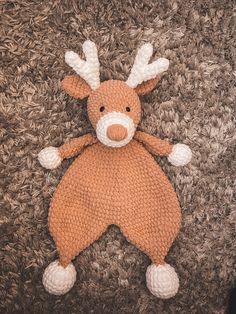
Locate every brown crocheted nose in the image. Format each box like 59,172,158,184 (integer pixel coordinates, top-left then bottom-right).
107,124,128,141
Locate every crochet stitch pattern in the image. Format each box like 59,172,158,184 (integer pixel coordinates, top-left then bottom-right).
38,40,192,298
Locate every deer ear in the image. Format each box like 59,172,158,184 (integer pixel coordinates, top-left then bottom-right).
134,76,160,96
61,75,92,99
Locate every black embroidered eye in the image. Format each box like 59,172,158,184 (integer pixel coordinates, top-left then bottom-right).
126,106,131,112
100,106,105,112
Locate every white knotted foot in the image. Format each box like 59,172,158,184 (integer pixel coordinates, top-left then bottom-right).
168,143,192,166
38,147,62,169
146,263,179,299
42,260,76,295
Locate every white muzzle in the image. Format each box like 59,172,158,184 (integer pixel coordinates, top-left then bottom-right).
96,112,135,148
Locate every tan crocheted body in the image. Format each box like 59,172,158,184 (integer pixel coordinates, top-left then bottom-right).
49,134,181,267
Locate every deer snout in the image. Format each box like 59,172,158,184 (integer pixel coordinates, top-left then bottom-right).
107,124,128,141
96,112,136,148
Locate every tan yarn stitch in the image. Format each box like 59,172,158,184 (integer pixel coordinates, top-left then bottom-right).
61,75,92,99
48,79,181,268
134,76,160,96
39,42,193,298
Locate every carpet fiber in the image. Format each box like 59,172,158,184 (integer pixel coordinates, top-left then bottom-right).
0,0,235,313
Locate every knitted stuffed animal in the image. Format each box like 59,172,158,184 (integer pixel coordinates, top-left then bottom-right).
38,40,192,299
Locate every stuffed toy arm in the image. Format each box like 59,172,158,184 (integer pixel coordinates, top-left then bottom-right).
134,131,192,166
38,133,97,169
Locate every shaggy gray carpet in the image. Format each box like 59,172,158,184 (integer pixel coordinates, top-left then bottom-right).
0,0,235,313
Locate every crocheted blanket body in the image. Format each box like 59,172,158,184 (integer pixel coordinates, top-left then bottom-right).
49,135,181,267
38,40,192,298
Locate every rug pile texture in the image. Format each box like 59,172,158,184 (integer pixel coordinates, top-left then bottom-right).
0,0,235,313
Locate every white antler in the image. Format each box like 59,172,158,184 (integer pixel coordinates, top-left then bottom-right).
126,43,169,88
65,40,100,90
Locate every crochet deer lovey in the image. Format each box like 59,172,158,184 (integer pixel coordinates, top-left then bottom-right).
38,40,192,299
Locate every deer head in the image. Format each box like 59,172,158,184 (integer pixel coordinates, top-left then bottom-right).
62,40,169,148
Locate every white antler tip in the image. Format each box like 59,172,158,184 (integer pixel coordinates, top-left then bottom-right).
83,40,96,49
137,43,153,61
141,42,153,53
158,58,170,70
65,51,78,63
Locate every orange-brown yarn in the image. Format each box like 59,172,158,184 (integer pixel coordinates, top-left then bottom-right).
87,80,141,129
58,133,97,159
47,77,181,268
49,132,181,267
107,124,128,141
134,76,160,96
134,131,172,156
61,75,92,99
